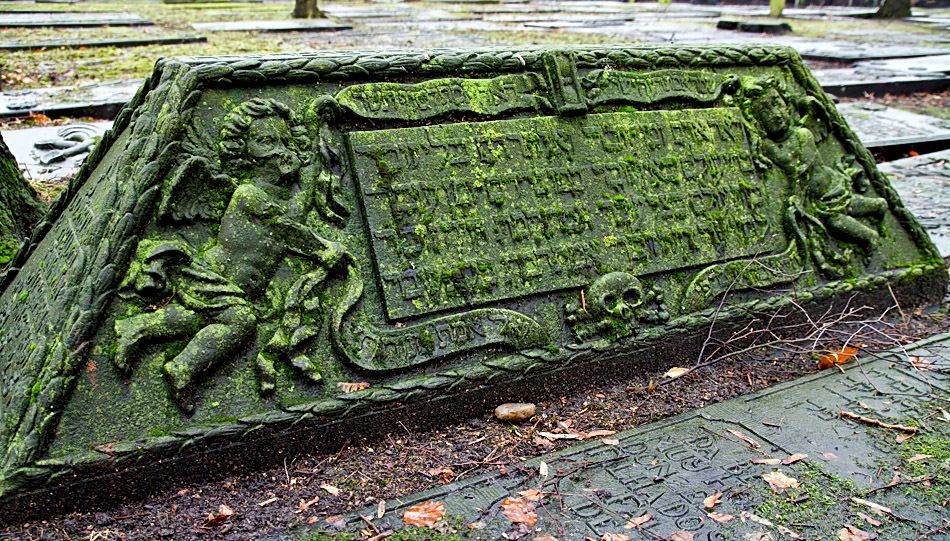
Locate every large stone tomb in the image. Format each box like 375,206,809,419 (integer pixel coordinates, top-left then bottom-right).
0,46,945,519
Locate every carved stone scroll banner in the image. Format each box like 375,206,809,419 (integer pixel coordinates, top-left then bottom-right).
0,45,945,520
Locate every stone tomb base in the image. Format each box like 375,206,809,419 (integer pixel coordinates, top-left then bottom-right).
0,46,944,520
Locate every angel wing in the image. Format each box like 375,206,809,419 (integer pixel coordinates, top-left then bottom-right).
158,155,236,224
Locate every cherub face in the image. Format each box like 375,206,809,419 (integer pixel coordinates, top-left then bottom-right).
247,115,301,185
751,88,791,140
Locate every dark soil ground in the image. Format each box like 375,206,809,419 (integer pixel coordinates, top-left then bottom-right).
4,91,950,541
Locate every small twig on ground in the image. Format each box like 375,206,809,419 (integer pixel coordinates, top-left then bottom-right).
840,411,918,434
360,514,381,535
911,518,950,541
887,283,908,325
867,472,943,495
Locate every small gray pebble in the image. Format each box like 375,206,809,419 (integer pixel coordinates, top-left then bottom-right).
494,402,536,422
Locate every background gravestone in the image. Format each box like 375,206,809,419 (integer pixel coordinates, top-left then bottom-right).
0,45,945,520
0,134,44,266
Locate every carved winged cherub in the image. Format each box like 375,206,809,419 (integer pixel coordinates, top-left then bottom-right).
740,76,887,277
113,97,362,405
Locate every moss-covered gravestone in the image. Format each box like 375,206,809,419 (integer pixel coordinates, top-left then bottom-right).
0,46,945,519
0,134,44,266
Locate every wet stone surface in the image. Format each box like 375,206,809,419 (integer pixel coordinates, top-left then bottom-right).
2,122,112,184
190,19,352,31
880,149,950,257
0,80,142,119
316,333,950,540
0,35,206,52
837,101,950,149
0,10,152,27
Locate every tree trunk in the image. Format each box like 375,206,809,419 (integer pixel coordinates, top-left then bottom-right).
770,0,784,17
874,0,911,18
293,0,324,19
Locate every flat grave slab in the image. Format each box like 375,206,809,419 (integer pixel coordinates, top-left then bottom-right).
321,4,414,18
838,102,950,150
880,149,950,257
0,35,207,52
190,19,352,31
857,54,950,75
717,19,793,34
561,22,950,62
0,11,152,27
0,45,943,521
0,80,142,120
307,332,950,540
1,122,113,184
816,68,950,99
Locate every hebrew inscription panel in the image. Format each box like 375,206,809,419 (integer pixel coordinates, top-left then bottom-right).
351,108,780,320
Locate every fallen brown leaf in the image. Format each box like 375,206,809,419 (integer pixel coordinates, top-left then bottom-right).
839,524,878,540
203,504,235,527
586,430,617,438
703,491,723,509
306,516,319,524
336,381,370,393
782,453,808,465
258,497,278,507
663,366,690,378
533,436,555,448
601,534,630,541
856,512,882,527
501,497,538,525
909,356,933,371
818,346,858,370
751,458,782,465
851,497,892,515
777,525,804,540
670,531,695,541
466,522,485,530
740,511,773,527
320,483,342,496
519,489,543,502
602,438,620,446
727,429,761,448
624,513,652,528
908,454,933,463
896,433,915,443
821,452,839,460
377,500,386,519
325,515,347,528
297,496,319,513
707,512,734,523
763,471,800,489
403,501,445,527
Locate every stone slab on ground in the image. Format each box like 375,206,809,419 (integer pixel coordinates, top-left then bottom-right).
0,35,206,52
717,19,792,34
838,102,950,150
303,332,950,540
563,21,950,62
880,149,950,257
1,121,112,184
857,54,950,76
816,69,950,99
190,19,352,31
0,80,142,120
0,11,152,27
